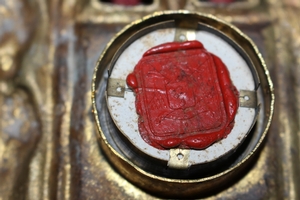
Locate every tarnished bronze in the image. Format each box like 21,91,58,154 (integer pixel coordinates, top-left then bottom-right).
0,0,299,199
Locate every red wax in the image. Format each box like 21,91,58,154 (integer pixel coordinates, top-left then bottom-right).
126,40,239,150
126,73,138,89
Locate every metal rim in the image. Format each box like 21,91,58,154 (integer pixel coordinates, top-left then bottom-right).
91,10,274,195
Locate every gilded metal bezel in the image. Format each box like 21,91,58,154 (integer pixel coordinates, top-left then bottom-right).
91,10,274,197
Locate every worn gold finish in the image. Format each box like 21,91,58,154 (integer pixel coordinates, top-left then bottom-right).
0,0,299,199
186,0,260,11
76,0,167,24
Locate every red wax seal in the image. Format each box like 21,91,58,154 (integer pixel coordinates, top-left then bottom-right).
126,40,239,150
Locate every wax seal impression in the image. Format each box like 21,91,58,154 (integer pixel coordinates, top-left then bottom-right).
92,11,274,197
126,40,239,150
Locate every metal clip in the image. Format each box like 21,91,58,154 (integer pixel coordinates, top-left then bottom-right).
168,149,190,169
174,28,196,42
239,90,257,108
107,78,126,98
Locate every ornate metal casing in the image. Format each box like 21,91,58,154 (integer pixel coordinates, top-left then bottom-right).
92,11,274,198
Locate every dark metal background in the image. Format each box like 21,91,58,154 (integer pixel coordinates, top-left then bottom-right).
0,0,299,199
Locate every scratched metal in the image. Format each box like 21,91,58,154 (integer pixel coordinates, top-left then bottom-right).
0,0,299,199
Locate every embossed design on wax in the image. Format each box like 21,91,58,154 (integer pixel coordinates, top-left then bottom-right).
126,40,239,150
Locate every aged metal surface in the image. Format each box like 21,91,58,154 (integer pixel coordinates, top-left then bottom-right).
107,78,126,97
0,0,299,199
168,149,190,169
239,90,257,108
